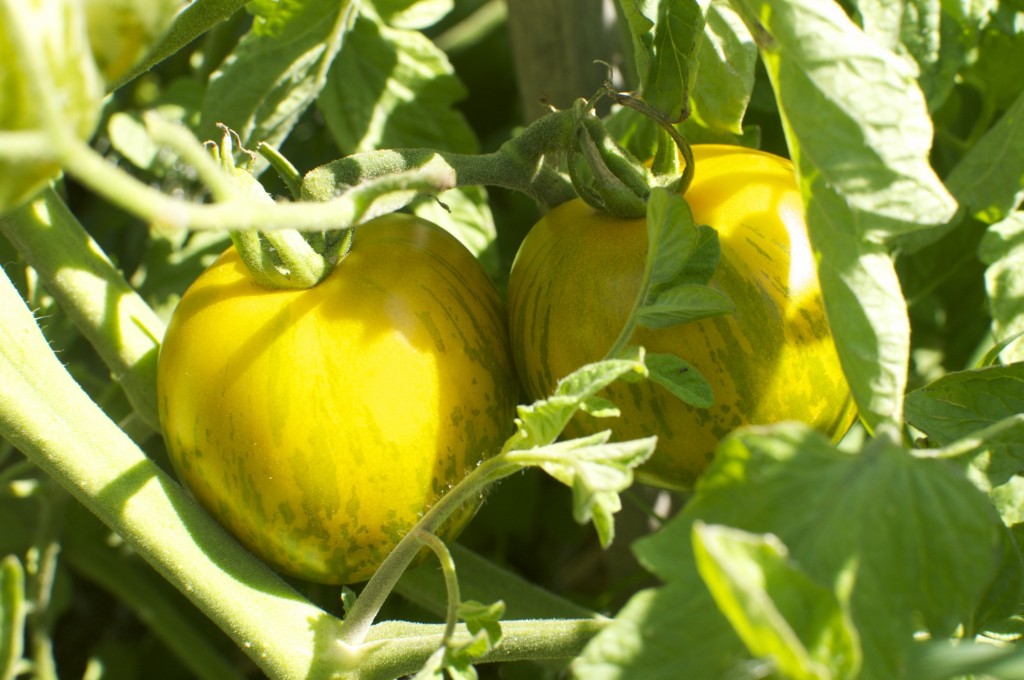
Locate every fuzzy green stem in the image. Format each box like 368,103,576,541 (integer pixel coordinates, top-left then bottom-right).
302,109,580,209
357,618,608,680
338,455,521,646
54,134,455,233
0,188,165,431
415,532,461,645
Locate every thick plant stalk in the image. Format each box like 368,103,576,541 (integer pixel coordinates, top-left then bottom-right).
0,265,340,680
0,188,165,431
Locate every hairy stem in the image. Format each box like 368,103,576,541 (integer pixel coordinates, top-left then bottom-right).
0,188,165,431
338,455,520,646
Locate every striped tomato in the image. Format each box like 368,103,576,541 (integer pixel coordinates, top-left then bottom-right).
507,144,857,490
157,214,518,584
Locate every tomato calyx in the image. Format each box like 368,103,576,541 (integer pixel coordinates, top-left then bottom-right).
567,85,696,219
213,127,346,290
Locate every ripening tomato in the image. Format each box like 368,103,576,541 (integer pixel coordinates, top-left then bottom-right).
507,144,857,490
158,214,518,584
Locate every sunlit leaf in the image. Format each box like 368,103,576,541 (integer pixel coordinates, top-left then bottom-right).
693,523,860,680
980,212,1024,363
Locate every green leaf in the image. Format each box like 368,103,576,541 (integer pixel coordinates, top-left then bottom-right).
317,12,496,262
635,283,734,328
907,639,1024,680
646,186,699,287
805,177,910,430
946,88,1024,224
571,583,750,680
733,0,958,239
932,414,1024,493
905,363,1024,449
691,1,756,134
638,189,729,328
648,0,708,122
855,0,986,110
200,0,354,155
370,0,453,29
634,424,1004,679
514,432,657,547
0,555,26,680
980,212,1024,363
502,348,648,453
320,13,475,154
619,0,710,122
645,352,714,408
692,523,861,680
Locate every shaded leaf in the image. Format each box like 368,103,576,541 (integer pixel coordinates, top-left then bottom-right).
646,352,714,408
692,1,757,134
635,283,734,329
946,88,1024,224
635,424,1003,679
980,212,1024,363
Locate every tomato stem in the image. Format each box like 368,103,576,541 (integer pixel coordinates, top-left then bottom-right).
338,455,518,646
415,531,461,646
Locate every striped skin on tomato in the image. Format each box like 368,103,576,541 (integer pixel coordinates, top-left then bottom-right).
507,144,857,491
158,214,518,584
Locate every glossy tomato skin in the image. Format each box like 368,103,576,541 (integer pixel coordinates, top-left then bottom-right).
158,214,518,584
508,144,857,490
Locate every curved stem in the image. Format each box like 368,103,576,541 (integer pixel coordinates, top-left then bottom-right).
415,532,461,645
338,455,520,646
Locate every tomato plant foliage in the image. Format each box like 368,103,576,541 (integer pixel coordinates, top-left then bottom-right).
2,0,1024,679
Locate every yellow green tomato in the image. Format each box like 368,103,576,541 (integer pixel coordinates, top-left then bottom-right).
0,0,103,212
158,214,518,584
507,144,857,491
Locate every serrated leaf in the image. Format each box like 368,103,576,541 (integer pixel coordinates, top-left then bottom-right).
634,424,1004,680
647,0,708,122
692,2,756,134
946,89,1024,224
636,283,734,329
633,190,730,336
856,0,974,110
580,396,621,418
646,352,713,408
317,13,496,261
733,0,958,239
320,13,475,153
980,213,1024,363
692,523,861,680
502,349,648,453
522,433,657,547
200,0,354,156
